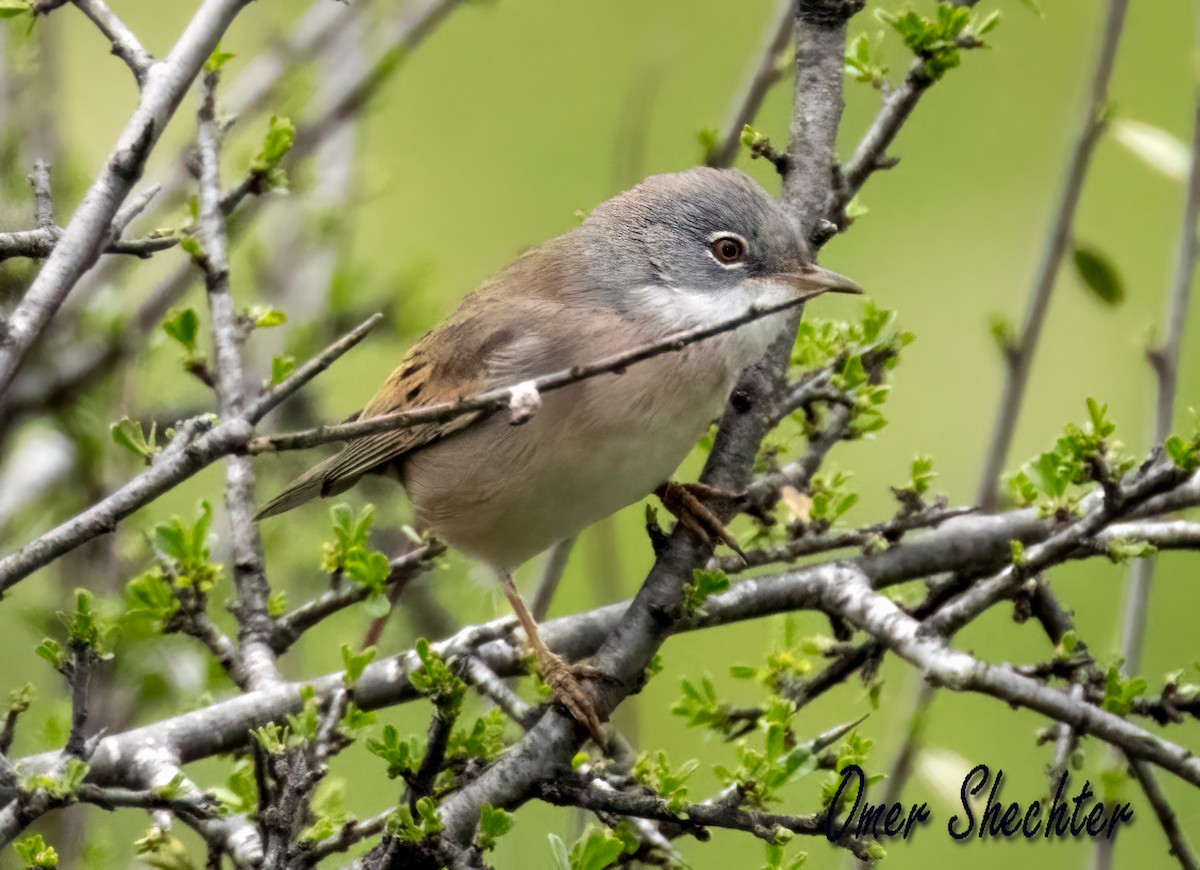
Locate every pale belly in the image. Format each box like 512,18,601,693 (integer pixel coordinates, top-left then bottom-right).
401,344,738,570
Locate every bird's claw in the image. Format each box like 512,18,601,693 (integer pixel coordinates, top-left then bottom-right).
655,480,747,563
538,650,607,746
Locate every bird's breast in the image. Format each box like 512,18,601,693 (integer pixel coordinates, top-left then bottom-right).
401,341,740,570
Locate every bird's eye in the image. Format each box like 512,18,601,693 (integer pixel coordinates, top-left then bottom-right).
709,235,746,265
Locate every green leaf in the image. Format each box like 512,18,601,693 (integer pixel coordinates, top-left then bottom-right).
204,46,235,74
341,643,376,687
681,568,730,616
179,235,204,260
249,305,287,329
0,0,31,19
8,683,34,714
1072,243,1124,305
1103,664,1149,716
548,834,571,870
151,502,222,591
161,307,199,352
267,588,288,618
408,637,466,714
35,638,65,671
566,826,626,870
110,417,157,463
367,724,423,780
1165,434,1200,471
270,354,296,385
252,722,289,754
250,115,296,190
1107,537,1157,565
476,804,514,852
14,834,58,868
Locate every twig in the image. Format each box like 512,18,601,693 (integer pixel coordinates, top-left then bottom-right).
0,0,255,396
976,0,1130,510
705,0,795,170
68,0,154,85
271,542,443,653
194,69,280,690
834,0,981,215
531,537,575,621
1117,87,1200,675
462,657,533,726
1126,756,1200,870
249,291,832,454
0,314,382,592
29,161,54,229
534,773,871,859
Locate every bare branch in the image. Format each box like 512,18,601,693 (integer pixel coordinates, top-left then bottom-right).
66,0,154,85
705,0,795,170
1117,87,1200,674
0,0,255,396
0,315,382,592
976,0,1130,509
249,291,834,454
29,161,54,229
194,70,281,690
1127,756,1200,870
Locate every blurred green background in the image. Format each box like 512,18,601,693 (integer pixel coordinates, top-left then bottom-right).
2,0,1199,867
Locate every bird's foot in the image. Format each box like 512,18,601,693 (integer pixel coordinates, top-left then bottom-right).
536,649,607,746
654,480,747,563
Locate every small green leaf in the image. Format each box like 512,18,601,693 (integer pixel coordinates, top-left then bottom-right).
110,417,157,462
476,804,514,852
681,568,730,616
249,305,287,329
270,354,296,385
35,639,65,671
14,833,58,868
161,307,200,351
0,0,31,19
1072,243,1124,305
204,46,235,73
179,235,204,260
341,643,376,687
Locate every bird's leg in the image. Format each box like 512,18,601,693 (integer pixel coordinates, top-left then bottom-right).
654,480,747,563
497,571,606,745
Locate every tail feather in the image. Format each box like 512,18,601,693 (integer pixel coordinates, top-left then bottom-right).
254,454,361,521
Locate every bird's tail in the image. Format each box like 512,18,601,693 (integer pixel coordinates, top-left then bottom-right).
254,454,360,521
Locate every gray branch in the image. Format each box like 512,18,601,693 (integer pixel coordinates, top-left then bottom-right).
195,71,281,691
976,0,1130,509
0,0,255,396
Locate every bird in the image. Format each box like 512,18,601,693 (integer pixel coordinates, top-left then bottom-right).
256,167,861,742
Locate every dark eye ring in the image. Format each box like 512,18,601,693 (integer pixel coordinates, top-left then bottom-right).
709,235,745,265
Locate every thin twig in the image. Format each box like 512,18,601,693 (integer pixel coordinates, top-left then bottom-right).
0,0,255,396
1117,87,1200,675
0,315,382,591
249,291,835,454
531,537,575,622
68,0,154,85
705,0,795,170
976,0,1130,510
195,69,280,690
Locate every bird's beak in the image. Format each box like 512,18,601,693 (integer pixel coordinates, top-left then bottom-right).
777,264,864,299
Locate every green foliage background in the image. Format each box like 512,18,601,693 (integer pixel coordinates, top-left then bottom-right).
2,0,1198,867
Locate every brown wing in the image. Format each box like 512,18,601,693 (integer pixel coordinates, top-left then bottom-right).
255,237,585,521
253,321,491,519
